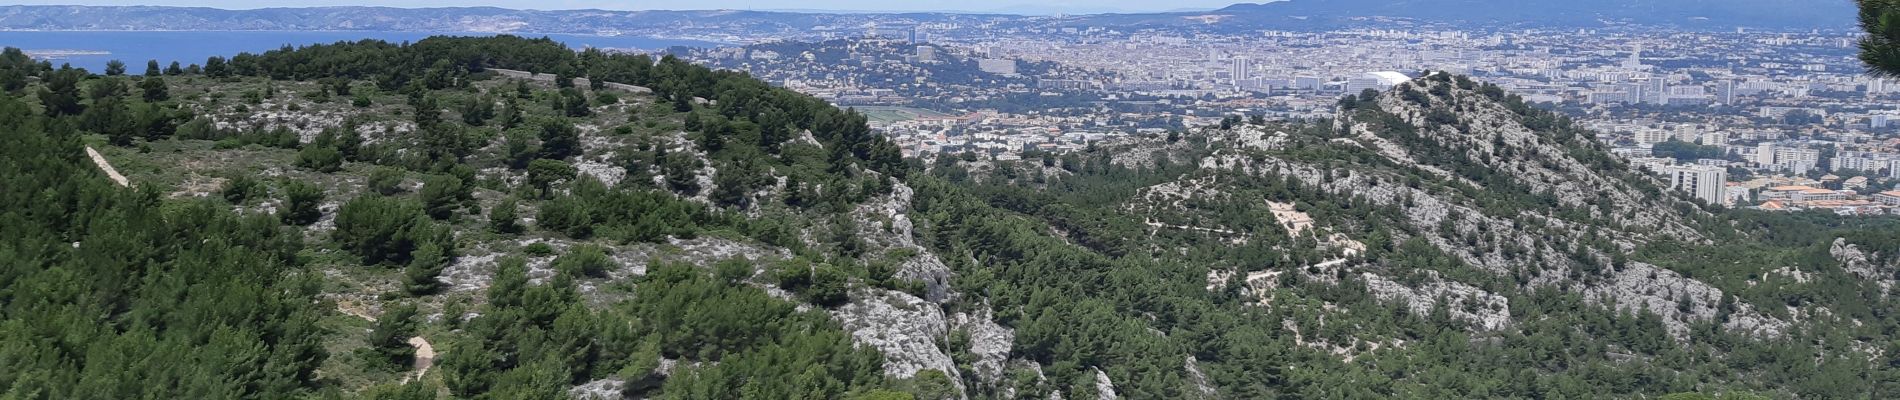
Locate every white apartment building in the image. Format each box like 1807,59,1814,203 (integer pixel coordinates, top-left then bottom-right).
1755,143,1821,174
1666,164,1728,204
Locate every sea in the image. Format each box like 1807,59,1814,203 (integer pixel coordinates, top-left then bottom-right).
0,30,726,72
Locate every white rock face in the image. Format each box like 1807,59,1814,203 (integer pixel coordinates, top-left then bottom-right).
440,251,505,294
1184,356,1218,399
1002,360,1054,400
1092,367,1118,400
951,307,1015,384
574,159,625,187
830,288,963,387
855,182,957,302
1361,272,1512,331
567,378,627,400
1832,238,1896,294
666,237,792,266
1578,262,1788,339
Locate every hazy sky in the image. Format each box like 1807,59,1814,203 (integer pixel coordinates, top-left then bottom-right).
9,0,1256,13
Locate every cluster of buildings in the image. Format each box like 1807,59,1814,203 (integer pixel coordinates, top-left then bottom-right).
1625,144,1900,215
1754,183,1900,216
674,23,1900,217
871,109,1128,158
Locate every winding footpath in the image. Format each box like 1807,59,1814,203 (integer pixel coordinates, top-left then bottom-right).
337,302,437,384
85,146,129,187
403,337,436,384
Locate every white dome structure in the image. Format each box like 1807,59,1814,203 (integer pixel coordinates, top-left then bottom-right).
1364,71,1413,87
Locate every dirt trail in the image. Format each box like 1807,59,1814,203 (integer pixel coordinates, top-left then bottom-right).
85,146,129,187
336,302,436,384
402,337,436,384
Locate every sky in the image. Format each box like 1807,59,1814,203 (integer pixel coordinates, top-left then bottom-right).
6,0,1257,14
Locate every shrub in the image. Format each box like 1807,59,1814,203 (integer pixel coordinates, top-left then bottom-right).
296,145,344,173
280,181,325,226
419,175,464,220
523,242,555,257
536,195,593,239
403,241,452,296
775,261,850,308
489,199,523,234
553,245,614,278
527,159,575,198
368,167,405,195
333,195,434,266
221,175,258,204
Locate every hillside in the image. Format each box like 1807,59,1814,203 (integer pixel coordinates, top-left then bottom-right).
5,37,1900,400
915,74,1900,398
0,37,932,399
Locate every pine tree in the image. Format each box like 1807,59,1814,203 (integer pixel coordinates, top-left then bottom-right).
295,146,344,173
37,68,85,117
143,60,160,77
1863,0,1900,77
561,87,591,117
527,159,575,198
222,174,259,204
460,95,494,126
490,198,523,234
537,120,581,160
553,245,613,278
504,129,537,169
139,76,169,102
537,195,593,239
204,56,229,77
683,111,702,132
498,97,524,129
333,195,427,265
439,338,496,397
362,382,437,400
363,303,419,370
419,174,464,220
488,256,530,308
368,167,405,195
403,241,451,296
280,181,324,226
85,95,135,146
130,102,177,140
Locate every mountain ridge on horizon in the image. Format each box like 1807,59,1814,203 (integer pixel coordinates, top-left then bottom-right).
0,0,1857,32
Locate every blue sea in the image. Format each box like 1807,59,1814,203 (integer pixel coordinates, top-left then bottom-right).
0,30,725,72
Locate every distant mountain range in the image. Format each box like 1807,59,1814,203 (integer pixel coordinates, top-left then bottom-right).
1248,0,1854,28
0,0,1858,35
1066,0,1856,29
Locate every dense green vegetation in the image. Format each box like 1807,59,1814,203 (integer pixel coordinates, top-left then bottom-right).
0,36,935,399
0,62,324,398
7,32,1900,400
907,75,1900,399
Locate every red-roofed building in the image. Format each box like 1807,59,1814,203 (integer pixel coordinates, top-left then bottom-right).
1761,186,1847,202
1876,191,1900,206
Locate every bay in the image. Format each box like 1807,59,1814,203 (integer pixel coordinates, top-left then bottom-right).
0,30,724,72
